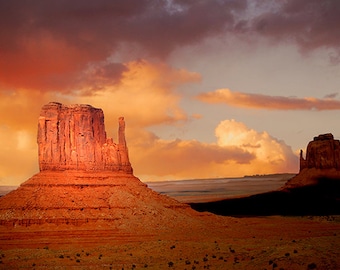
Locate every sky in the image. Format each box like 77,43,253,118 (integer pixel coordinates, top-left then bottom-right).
1,0,340,185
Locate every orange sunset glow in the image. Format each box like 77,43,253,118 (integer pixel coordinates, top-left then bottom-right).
1,0,340,185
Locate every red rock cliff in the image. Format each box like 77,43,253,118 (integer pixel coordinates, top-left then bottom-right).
283,133,340,189
300,133,340,171
37,102,132,173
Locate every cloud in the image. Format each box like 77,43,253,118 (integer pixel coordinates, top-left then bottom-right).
76,60,201,127
1,0,338,93
0,0,245,92
129,129,255,180
214,119,298,175
249,0,340,53
197,88,340,110
324,92,339,99
129,119,298,181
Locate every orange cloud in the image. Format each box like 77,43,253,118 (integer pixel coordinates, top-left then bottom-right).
76,60,201,127
1,0,339,95
129,119,298,182
197,88,340,110
0,1,243,93
129,129,255,180
0,33,95,92
1,1,338,95
215,119,297,173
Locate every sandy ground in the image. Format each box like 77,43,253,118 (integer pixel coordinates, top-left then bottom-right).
0,214,339,269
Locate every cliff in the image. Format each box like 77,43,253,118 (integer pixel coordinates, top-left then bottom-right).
284,133,340,189
37,102,132,173
299,133,340,171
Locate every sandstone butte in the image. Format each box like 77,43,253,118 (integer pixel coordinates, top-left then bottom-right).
283,133,340,189
0,102,202,228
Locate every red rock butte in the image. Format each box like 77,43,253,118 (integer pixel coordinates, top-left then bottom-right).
299,133,340,171
0,102,196,227
283,133,340,189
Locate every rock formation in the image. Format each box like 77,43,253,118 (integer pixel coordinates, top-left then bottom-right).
299,133,340,171
0,102,195,227
284,133,340,189
38,102,132,173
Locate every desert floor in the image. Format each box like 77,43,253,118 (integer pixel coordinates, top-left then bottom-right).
0,214,339,269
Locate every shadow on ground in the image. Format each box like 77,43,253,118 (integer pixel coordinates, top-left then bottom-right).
190,178,340,216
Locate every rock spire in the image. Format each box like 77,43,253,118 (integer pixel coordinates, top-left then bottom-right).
37,102,132,173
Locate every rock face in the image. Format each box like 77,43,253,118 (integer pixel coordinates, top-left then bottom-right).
300,133,340,171
284,133,340,189
37,102,132,173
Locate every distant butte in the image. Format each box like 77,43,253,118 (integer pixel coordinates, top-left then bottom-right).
299,133,340,171
0,102,199,227
283,133,340,189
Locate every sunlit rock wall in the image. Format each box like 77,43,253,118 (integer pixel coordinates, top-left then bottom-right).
37,102,132,173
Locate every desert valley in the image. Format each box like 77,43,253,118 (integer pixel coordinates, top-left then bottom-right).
0,103,339,269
